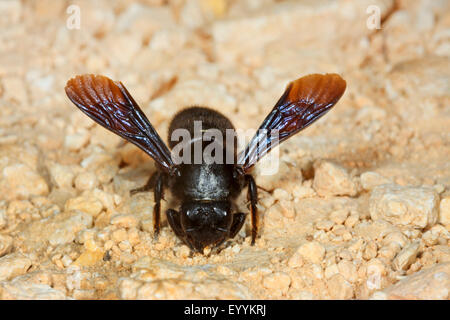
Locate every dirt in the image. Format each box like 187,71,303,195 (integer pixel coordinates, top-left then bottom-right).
0,0,449,300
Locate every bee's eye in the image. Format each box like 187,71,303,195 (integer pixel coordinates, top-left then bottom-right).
186,209,193,218
213,207,227,217
185,207,199,219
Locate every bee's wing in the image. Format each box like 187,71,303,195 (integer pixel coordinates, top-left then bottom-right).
65,74,176,175
237,73,346,173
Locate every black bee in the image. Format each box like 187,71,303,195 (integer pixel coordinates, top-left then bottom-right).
65,73,346,253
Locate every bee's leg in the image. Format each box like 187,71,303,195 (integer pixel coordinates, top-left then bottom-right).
129,172,159,195
166,209,184,239
229,212,246,239
167,209,196,252
152,172,164,238
245,175,258,245
130,172,164,238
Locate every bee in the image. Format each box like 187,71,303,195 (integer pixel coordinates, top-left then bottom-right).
65,73,346,253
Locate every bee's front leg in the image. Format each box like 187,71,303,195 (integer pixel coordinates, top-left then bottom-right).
245,175,258,245
130,171,165,239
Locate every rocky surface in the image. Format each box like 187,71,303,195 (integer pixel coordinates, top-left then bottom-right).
0,0,449,300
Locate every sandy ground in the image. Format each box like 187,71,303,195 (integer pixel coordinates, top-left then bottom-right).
0,0,449,300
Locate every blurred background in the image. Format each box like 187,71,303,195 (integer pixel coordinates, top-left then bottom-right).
0,0,448,157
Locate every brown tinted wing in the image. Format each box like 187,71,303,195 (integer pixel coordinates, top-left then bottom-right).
65,74,175,174
238,73,346,172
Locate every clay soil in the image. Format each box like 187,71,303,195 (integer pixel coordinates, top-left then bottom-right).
0,0,449,300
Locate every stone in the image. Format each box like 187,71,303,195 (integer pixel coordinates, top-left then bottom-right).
0,235,13,257
262,272,291,295
18,211,93,249
72,289,96,300
61,255,73,268
64,129,90,151
392,241,421,271
75,229,95,245
378,243,401,261
375,262,450,300
422,230,439,247
287,250,304,268
263,203,285,229
369,184,439,229
363,241,378,260
118,278,141,300
296,241,325,265
1,164,49,200
118,240,132,253
292,184,316,199
74,171,98,191
91,189,119,212
48,163,75,189
366,259,388,291
291,290,315,300
0,208,6,229
1,76,28,105
344,214,359,228
273,188,291,201
327,274,354,299
212,0,394,65
315,220,334,231
313,161,358,197
149,25,189,52
329,209,349,225
360,171,392,190
119,257,253,299
0,253,32,281
65,196,104,218
354,220,398,241
111,229,128,243
110,214,139,229
439,196,450,225
433,245,450,263
383,231,409,248
337,260,358,283
0,280,67,299
73,249,104,267
278,200,295,219
116,4,174,37
325,264,339,279
338,249,353,261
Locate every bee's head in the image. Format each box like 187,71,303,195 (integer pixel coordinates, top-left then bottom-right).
179,201,232,253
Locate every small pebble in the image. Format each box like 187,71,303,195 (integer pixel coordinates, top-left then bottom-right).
273,188,291,201
393,241,421,271
74,171,98,191
296,241,325,264
315,220,334,231
110,214,139,229
111,229,128,243
262,272,291,295
327,274,354,299
330,209,349,225
0,235,13,257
